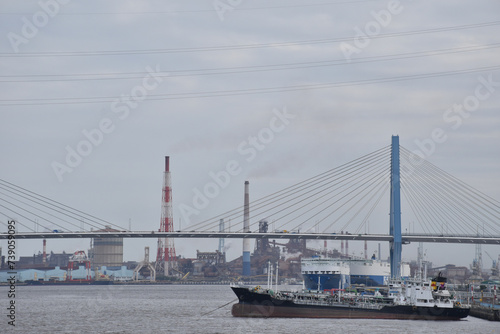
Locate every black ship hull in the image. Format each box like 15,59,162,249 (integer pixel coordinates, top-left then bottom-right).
231,287,469,320
25,279,114,286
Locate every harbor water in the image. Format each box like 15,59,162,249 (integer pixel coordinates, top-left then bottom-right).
2,284,498,333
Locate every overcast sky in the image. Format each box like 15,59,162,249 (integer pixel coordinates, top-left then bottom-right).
1,0,499,269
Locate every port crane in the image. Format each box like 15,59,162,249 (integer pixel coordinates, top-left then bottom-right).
484,251,500,278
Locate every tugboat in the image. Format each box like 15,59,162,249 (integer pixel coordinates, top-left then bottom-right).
231,274,469,320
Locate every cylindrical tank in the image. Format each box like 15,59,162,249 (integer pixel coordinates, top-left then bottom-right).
90,226,123,268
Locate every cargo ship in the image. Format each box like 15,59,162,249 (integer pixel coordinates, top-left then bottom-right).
301,257,411,290
231,275,470,320
300,257,351,290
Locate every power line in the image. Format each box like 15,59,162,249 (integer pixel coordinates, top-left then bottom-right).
1,64,499,106
2,43,499,83
1,20,499,58
0,0,383,16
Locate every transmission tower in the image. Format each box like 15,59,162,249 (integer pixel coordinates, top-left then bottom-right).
155,156,177,276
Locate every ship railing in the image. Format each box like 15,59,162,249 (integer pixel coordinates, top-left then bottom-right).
354,302,384,310
294,300,331,307
292,295,390,309
294,298,386,309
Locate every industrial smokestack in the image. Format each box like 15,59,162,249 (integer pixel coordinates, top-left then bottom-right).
364,222,368,260
43,239,47,264
218,219,225,253
243,181,251,276
341,231,344,256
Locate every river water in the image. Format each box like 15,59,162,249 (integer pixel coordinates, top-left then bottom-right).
1,284,498,333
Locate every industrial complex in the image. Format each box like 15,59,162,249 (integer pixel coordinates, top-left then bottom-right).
0,156,498,286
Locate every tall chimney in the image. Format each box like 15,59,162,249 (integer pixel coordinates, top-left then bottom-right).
341,231,344,256
242,181,251,276
43,239,47,264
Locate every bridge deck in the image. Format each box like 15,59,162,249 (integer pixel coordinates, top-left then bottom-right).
1,231,499,244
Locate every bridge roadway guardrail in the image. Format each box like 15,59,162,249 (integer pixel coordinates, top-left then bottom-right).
0,231,499,244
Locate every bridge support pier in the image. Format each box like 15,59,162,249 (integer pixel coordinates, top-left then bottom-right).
390,135,402,278
243,181,251,276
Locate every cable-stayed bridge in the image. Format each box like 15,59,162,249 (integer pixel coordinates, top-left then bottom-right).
1,136,500,274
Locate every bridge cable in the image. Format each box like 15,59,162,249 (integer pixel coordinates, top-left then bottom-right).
336,173,390,233
0,189,110,232
233,146,390,233
283,160,389,232
242,148,390,232
185,145,390,231
0,178,126,232
401,160,472,235
401,147,500,235
353,183,390,235
400,147,500,236
401,152,472,235
0,205,50,232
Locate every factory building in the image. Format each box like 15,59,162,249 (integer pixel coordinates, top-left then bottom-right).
0,265,135,283
15,251,71,268
88,226,124,268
